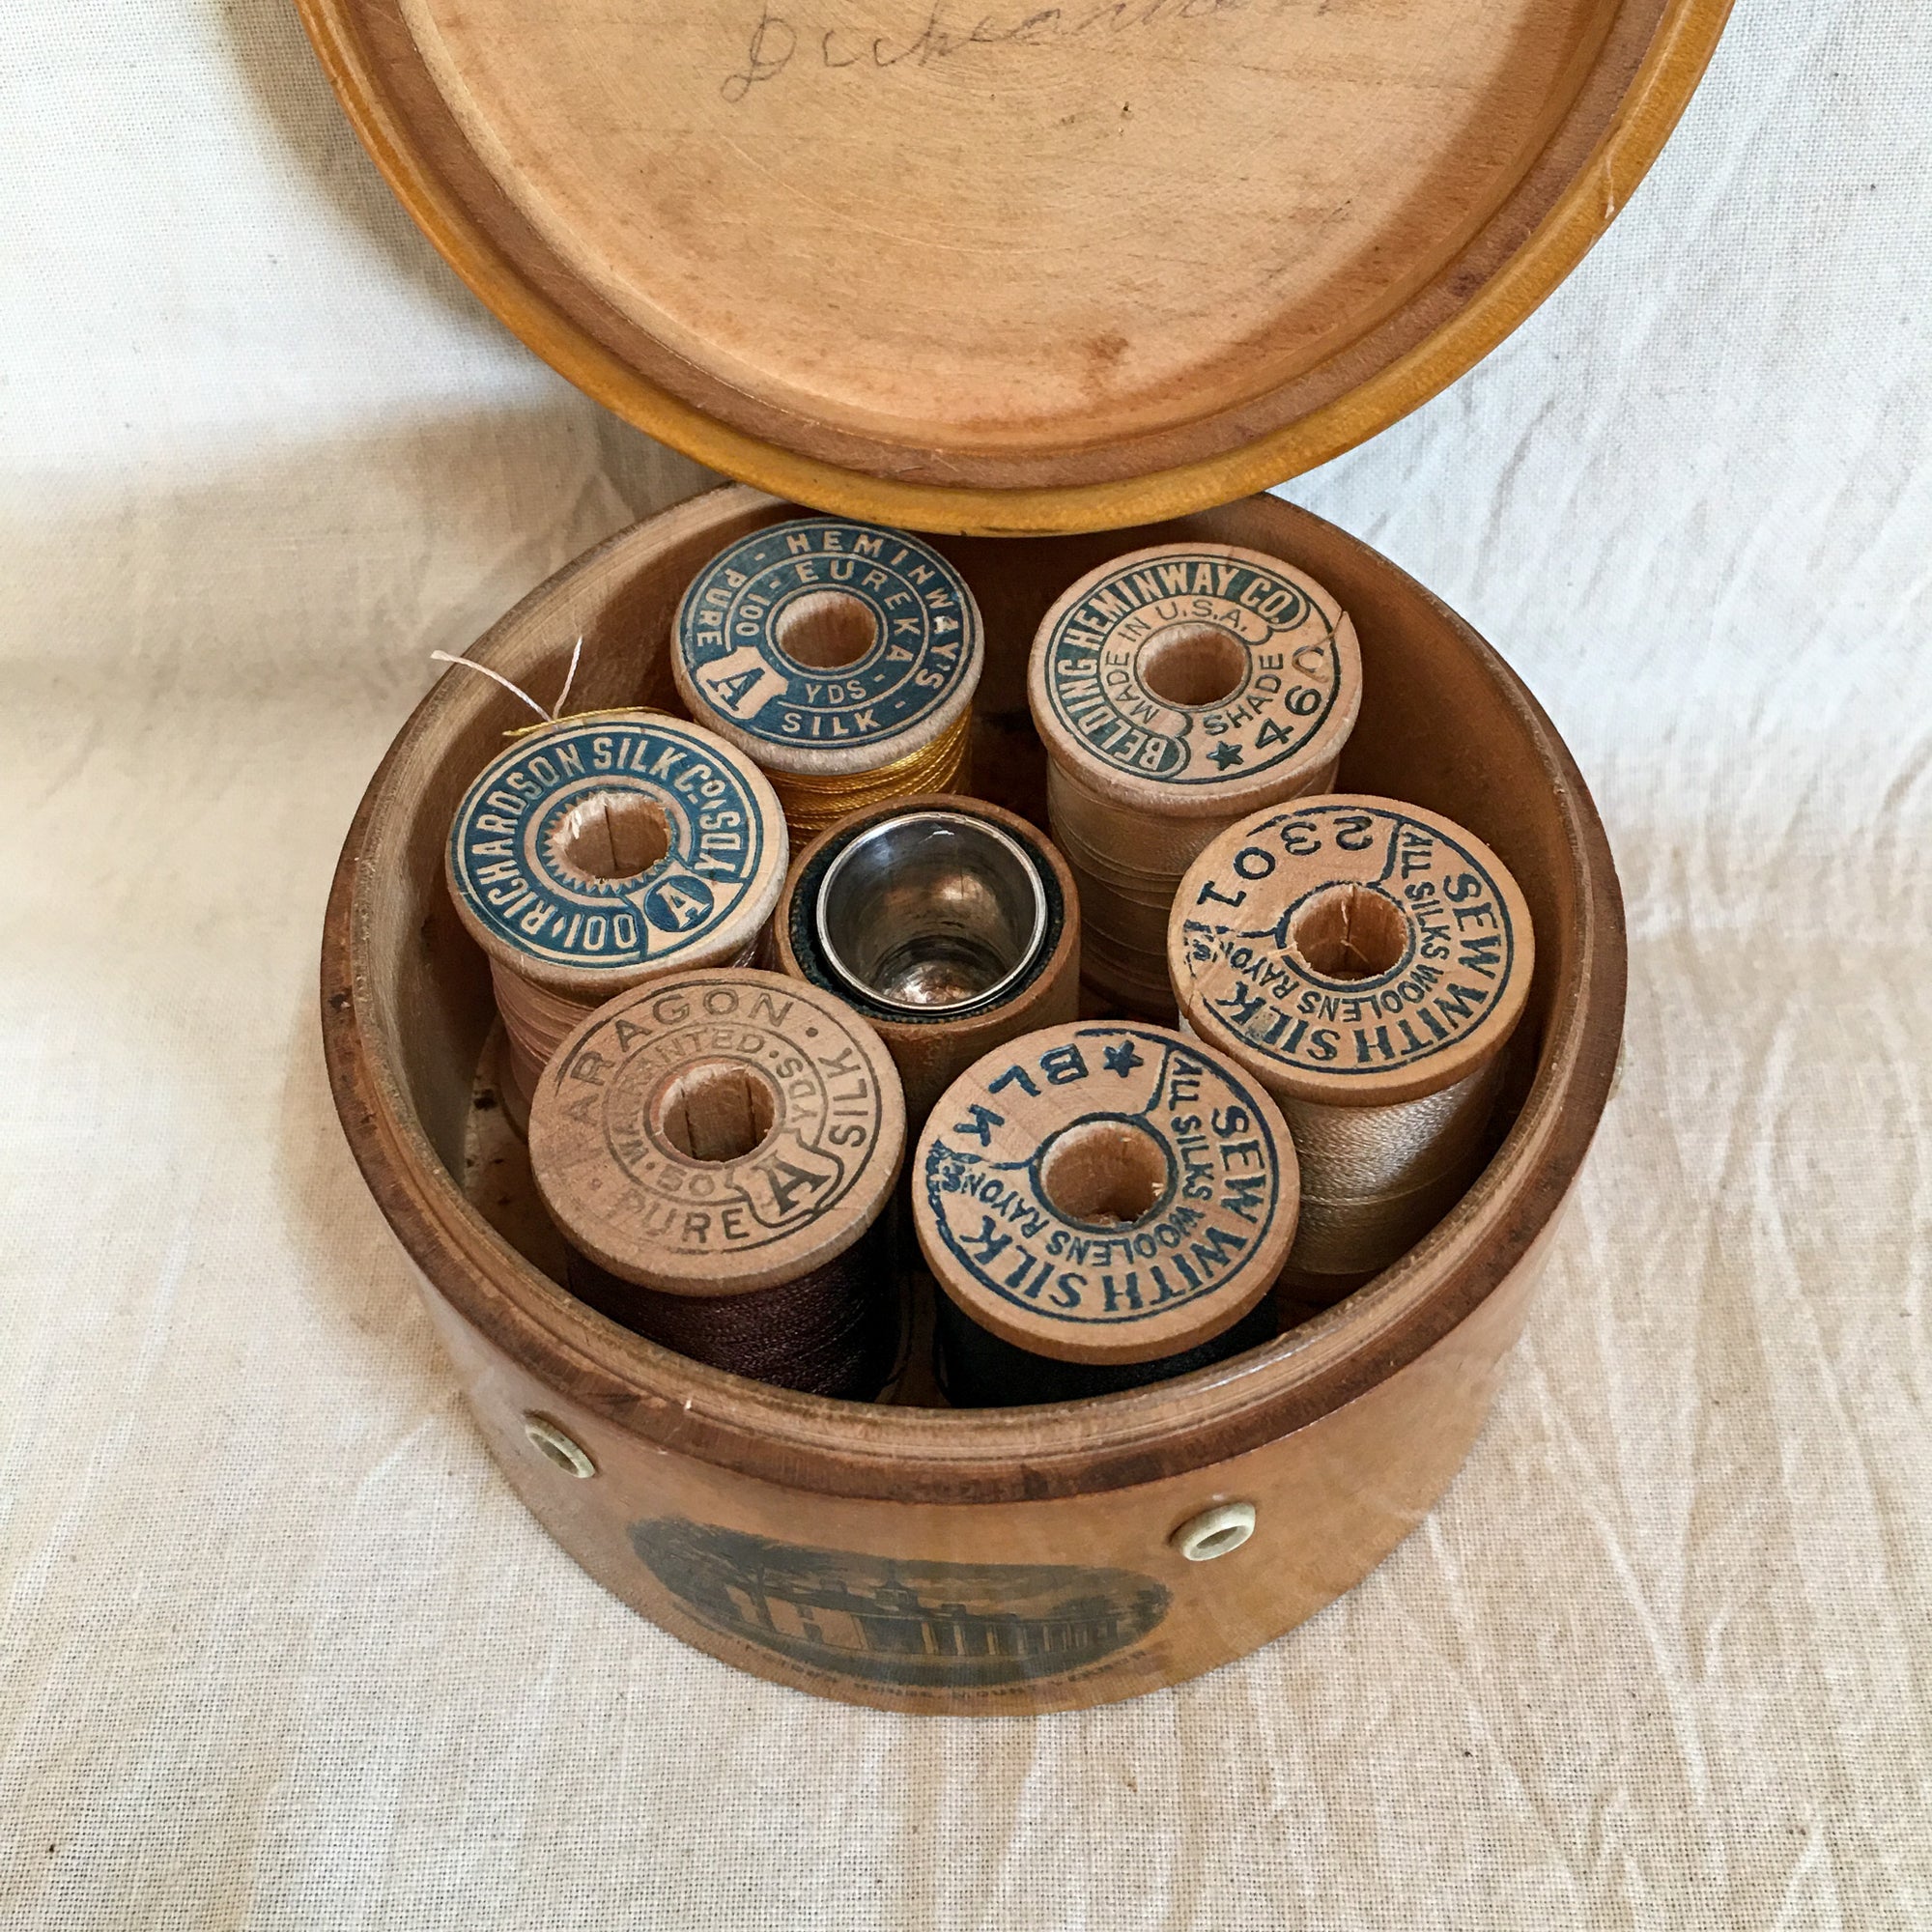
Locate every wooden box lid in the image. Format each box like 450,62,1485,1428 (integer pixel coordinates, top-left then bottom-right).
298,0,1727,531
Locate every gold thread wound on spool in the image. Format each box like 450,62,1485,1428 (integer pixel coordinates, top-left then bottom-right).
445,712,787,1122
1028,544,1361,1016
672,517,984,842
1168,795,1535,1280
763,708,971,838
526,969,906,1400
772,793,1082,1130
912,1021,1298,1405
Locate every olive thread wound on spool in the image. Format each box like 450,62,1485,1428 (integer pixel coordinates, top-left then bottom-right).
527,969,906,1401
673,518,984,843
1028,545,1360,1016
1169,795,1535,1279
912,1022,1299,1406
773,795,1082,1130
444,711,787,1124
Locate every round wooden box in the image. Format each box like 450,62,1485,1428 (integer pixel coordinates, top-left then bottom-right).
321,484,1624,1714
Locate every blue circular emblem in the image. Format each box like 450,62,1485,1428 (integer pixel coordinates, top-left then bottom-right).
447,716,776,976
674,519,980,753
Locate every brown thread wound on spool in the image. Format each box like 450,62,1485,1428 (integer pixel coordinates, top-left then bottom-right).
490,938,760,1123
1170,795,1535,1279
527,968,908,1398
565,1216,900,1399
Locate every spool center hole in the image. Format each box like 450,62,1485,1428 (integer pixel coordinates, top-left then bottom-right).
653,1059,779,1163
554,791,670,885
1139,624,1247,708
1288,884,1407,980
1040,1120,1169,1227
776,590,877,670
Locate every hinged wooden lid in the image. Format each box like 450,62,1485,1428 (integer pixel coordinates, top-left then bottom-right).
298,0,1728,533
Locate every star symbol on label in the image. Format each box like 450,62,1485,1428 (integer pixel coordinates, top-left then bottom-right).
1102,1040,1145,1077
1208,742,1244,770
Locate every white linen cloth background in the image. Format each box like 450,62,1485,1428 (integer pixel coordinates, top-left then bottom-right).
3,0,1928,1923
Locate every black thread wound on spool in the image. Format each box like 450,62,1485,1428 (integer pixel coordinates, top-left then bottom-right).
932,1289,1278,1408
565,1216,901,1401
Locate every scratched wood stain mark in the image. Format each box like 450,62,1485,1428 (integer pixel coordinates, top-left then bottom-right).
632,1518,1172,1689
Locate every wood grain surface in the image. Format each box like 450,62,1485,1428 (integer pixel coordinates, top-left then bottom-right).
295,0,1731,530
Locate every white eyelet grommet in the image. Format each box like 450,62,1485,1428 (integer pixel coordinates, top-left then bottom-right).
523,1413,596,1479
1170,1501,1256,1561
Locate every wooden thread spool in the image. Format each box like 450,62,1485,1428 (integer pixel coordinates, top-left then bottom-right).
445,712,787,1127
1169,795,1534,1282
1028,544,1361,1017
772,794,1081,1131
527,969,907,1400
673,518,984,843
912,1021,1299,1406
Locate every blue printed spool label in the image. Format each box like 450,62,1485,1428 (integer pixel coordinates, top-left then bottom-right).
676,519,977,748
1173,801,1523,1082
448,718,772,974
921,1025,1285,1338
1040,550,1348,786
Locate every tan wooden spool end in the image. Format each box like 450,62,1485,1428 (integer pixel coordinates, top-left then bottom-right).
671,518,983,779
1169,796,1535,1109
298,0,1730,531
444,712,787,1001
1030,544,1361,825
528,968,905,1294
912,1022,1298,1366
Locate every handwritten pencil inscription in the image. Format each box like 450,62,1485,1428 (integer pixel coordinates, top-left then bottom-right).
722,0,1251,102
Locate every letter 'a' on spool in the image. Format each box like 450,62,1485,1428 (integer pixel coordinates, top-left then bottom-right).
1027,544,1362,1017
1169,795,1535,1281
526,969,907,1400
671,519,985,841
772,794,1082,1130
445,712,787,1123
912,1022,1299,1406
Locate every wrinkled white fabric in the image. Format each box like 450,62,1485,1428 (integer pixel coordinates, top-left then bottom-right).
3,0,1929,1925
